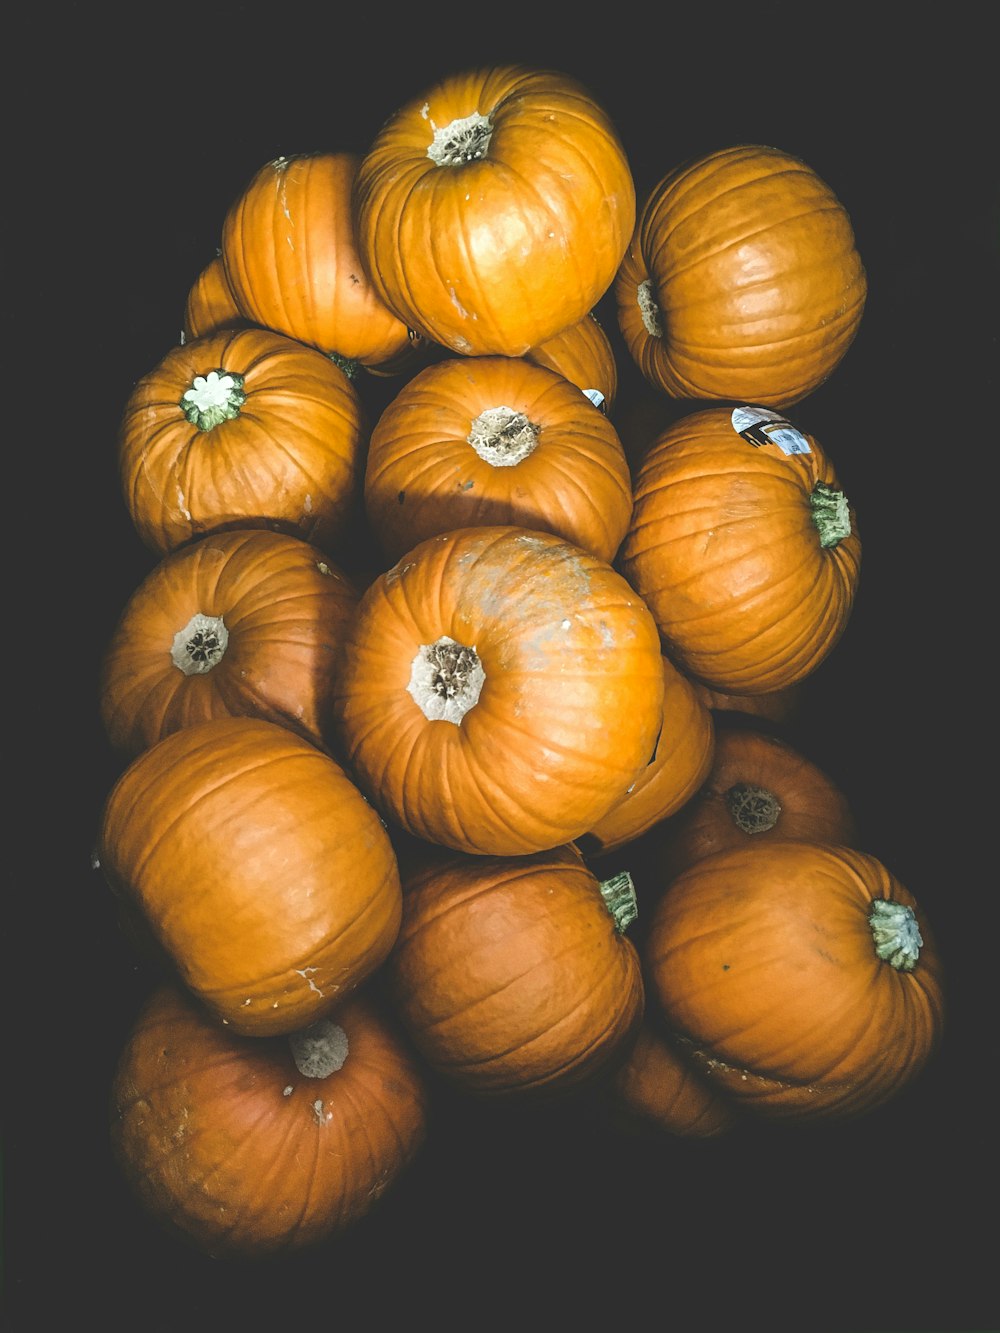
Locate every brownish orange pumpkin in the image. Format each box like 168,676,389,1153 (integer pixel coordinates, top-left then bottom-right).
524,311,618,415
655,725,858,879
98,529,360,757
111,983,429,1257
96,716,402,1036
693,680,803,728
644,841,945,1121
363,355,632,565
220,151,419,372
608,1018,739,1139
582,655,715,856
332,525,665,855
353,65,636,356
620,405,861,694
386,843,644,1097
118,326,367,558
182,253,247,341
614,143,867,407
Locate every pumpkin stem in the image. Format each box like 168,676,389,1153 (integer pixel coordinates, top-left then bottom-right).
810,481,852,548
408,635,485,724
598,871,638,934
868,898,923,972
725,782,781,834
636,279,664,339
289,1017,349,1078
427,111,493,166
171,613,229,676
179,368,247,431
328,350,362,381
468,407,539,466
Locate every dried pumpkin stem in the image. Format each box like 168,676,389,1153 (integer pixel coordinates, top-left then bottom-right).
408,635,485,724
289,1018,349,1078
427,111,493,165
467,407,539,465
868,898,923,972
598,871,638,934
171,613,229,676
810,481,852,548
725,782,781,834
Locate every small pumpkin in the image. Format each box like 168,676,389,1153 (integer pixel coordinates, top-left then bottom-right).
118,326,366,557
332,525,665,855
655,725,858,879
644,840,945,1121
182,253,247,341
693,680,803,728
581,655,715,857
96,716,402,1036
386,843,644,1097
608,1017,739,1139
614,143,867,407
620,405,861,694
99,529,360,757
220,151,419,372
353,65,636,356
524,311,618,415
363,355,632,565
111,982,429,1257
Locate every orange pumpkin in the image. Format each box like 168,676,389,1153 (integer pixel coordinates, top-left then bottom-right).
386,844,644,1097
353,65,636,356
332,525,665,855
111,983,428,1257
96,716,402,1036
98,529,360,757
182,253,247,341
608,1018,739,1138
693,680,803,728
363,355,632,565
220,151,419,371
524,311,619,415
644,841,945,1121
118,326,366,558
655,725,858,879
620,405,861,694
581,655,715,856
614,143,867,407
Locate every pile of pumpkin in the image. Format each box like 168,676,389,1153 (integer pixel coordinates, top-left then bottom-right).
94,65,944,1260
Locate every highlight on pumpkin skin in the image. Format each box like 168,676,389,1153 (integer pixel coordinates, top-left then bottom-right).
110,983,429,1258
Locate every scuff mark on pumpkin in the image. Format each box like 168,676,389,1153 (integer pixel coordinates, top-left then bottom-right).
295,967,324,996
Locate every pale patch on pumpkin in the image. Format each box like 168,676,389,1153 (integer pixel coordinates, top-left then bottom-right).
295,966,324,996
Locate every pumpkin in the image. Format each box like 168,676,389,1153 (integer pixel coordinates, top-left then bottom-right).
644,840,945,1121
118,325,366,558
620,405,861,694
524,311,618,415
111,982,428,1257
96,716,402,1036
581,655,715,857
614,143,867,407
220,151,420,372
333,525,665,855
182,253,246,341
608,1018,739,1138
363,355,632,566
353,65,636,356
693,680,803,728
98,529,360,757
655,725,858,879
386,843,644,1097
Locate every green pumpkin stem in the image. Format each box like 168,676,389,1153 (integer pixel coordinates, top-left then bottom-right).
179,368,247,431
810,481,852,548
868,898,923,972
599,871,638,934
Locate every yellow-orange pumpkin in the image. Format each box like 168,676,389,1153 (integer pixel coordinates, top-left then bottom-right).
182,253,247,341
524,311,618,415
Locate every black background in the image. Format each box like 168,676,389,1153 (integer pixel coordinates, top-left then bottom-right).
8,5,997,1331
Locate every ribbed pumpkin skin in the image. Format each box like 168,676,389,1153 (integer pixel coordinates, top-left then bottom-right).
332,525,665,855
620,406,862,694
363,355,632,565
614,144,867,407
99,529,360,757
525,311,619,414
182,254,246,341
387,845,644,1097
118,326,366,557
111,984,429,1258
645,841,945,1121
353,65,636,356
221,151,416,368
610,1018,738,1138
693,680,802,727
97,717,402,1036
583,655,715,855
657,726,858,879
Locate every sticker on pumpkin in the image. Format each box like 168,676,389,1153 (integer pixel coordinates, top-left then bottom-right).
731,406,811,455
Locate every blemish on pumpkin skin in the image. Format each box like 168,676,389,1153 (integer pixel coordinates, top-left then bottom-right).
295,967,324,996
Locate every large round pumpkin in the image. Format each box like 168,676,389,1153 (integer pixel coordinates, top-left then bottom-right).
363,355,632,565
620,405,862,694
614,143,867,407
644,840,945,1121
99,529,360,757
220,151,420,371
524,311,618,415
386,843,644,1097
111,983,429,1257
96,716,402,1036
332,525,665,855
118,326,366,557
353,65,636,356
